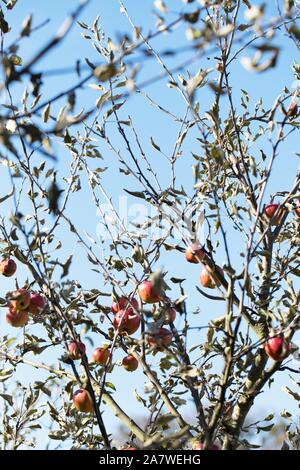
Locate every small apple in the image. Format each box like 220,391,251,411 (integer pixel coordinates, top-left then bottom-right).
72,389,94,413
9,288,31,311
163,307,176,324
147,327,173,351
68,339,86,360
113,309,141,335
193,442,220,450
264,203,283,225
28,293,45,315
138,280,161,304
92,346,110,366
6,305,29,327
265,335,290,361
185,244,206,264
112,296,139,314
0,258,17,277
199,266,224,289
122,355,138,372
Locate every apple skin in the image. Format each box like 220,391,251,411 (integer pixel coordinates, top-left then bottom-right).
147,327,173,351
72,389,94,413
199,266,224,289
6,305,29,327
112,296,139,314
28,293,45,314
113,309,141,335
193,442,220,450
138,280,161,304
0,258,17,277
9,288,31,311
68,340,86,360
185,244,206,264
92,347,110,366
265,335,290,361
122,355,138,372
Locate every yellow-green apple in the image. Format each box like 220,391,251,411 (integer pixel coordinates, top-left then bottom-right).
122,355,138,372
0,258,17,277
72,389,94,413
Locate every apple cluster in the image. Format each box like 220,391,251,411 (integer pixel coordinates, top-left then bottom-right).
1,257,46,328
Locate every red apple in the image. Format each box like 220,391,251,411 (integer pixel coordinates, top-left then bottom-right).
138,280,161,304
113,309,141,335
199,266,224,289
28,293,45,315
264,203,282,225
122,355,138,372
265,335,290,361
6,305,29,327
92,346,110,366
0,258,17,277
147,327,173,351
9,288,31,311
185,244,206,264
193,442,220,450
112,296,139,314
68,339,86,360
72,389,94,413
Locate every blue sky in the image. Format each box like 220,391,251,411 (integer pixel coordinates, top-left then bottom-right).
1,0,300,449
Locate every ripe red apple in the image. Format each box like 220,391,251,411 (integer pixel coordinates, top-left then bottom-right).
193,442,220,450
92,346,110,366
287,102,298,117
185,244,206,264
9,288,31,311
72,389,94,413
68,339,86,360
112,296,139,314
264,203,282,225
0,258,17,277
28,293,45,315
113,309,141,335
138,280,161,304
147,327,173,351
163,307,176,324
199,266,224,289
6,305,29,327
122,354,138,372
265,335,290,361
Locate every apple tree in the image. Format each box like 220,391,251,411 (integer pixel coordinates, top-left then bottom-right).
0,0,300,450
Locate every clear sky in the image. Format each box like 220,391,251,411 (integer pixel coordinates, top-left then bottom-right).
1,0,300,449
